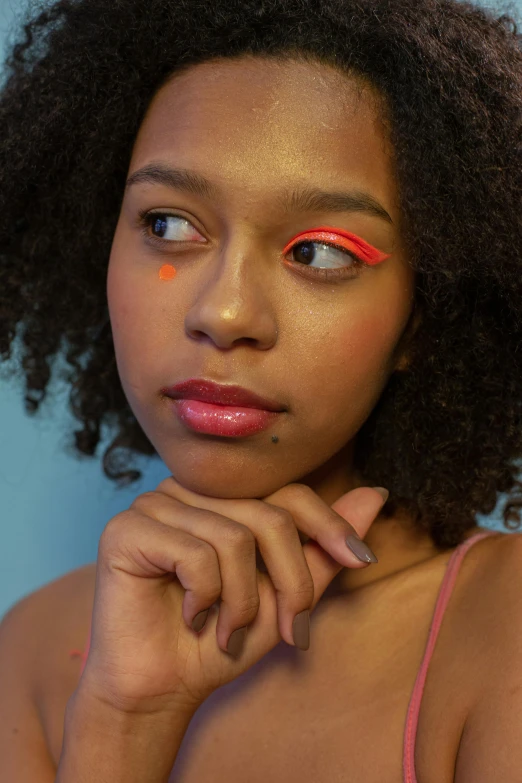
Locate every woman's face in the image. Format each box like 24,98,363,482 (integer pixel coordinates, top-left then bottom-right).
107,55,416,500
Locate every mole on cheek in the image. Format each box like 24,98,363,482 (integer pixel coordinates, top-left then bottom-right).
159,264,177,281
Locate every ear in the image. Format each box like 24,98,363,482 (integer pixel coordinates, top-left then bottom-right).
393,304,422,373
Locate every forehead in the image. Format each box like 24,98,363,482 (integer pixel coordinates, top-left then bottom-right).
129,56,396,212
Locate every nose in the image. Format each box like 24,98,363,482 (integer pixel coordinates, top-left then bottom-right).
184,239,279,350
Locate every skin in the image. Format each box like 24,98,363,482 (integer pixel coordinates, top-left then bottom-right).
107,54,475,598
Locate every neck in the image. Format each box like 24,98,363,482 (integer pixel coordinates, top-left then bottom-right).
325,508,487,598
298,446,482,597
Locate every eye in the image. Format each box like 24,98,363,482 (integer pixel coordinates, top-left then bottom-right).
139,211,205,243
289,240,358,270
281,227,390,281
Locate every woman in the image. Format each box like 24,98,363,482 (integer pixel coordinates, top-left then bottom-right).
1,0,521,780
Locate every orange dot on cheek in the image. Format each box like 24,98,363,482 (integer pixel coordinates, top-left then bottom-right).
159,264,177,281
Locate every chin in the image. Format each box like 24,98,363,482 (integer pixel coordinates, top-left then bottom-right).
172,477,279,500
158,450,295,499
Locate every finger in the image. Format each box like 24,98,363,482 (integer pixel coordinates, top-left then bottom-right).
99,508,223,628
159,477,383,567
263,483,385,566
331,486,389,534
301,538,346,613
154,479,315,648
221,501,314,649
297,489,390,621
154,477,385,645
130,493,260,653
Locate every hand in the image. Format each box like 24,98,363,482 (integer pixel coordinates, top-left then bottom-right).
80,477,387,718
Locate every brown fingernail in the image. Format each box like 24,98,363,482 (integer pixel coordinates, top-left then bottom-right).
191,609,209,632
226,626,248,657
346,534,379,563
292,610,310,651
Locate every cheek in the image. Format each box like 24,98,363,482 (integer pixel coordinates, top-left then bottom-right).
107,250,189,409
106,252,164,381
294,302,408,432
335,312,397,378
107,258,138,359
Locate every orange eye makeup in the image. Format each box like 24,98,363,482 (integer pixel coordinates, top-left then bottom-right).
281,226,391,266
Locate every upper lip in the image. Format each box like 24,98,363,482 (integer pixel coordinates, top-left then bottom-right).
162,379,286,412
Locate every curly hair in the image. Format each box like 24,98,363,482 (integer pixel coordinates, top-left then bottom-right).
1,0,522,548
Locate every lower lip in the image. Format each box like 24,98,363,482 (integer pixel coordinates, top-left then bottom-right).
169,399,281,436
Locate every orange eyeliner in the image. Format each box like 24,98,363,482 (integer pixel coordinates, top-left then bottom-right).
281,225,391,265
159,264,177,281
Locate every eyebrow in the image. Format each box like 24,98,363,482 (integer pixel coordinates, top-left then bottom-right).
125,163,393,224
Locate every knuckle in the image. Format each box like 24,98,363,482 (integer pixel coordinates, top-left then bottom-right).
180,541,221,597
222,522,256,552
100,510,131,547
194,578,222,604
233,592,261,621
263,507,294,534
98,511,139,567
184,536,216,564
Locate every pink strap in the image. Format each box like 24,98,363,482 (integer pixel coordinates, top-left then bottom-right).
403,529,498,783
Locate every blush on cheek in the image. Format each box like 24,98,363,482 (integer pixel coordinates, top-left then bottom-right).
336,314,399,384
159,264,177,281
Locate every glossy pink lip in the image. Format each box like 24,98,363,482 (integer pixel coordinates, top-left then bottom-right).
161,379,286,412
168,399,280,437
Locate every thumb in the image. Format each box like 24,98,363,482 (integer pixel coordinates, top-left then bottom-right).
331,485,389,536
304,486,388,610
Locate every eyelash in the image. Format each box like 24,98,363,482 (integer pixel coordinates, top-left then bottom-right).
137,210,366,282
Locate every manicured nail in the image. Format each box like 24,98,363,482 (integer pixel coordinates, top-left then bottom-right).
346,534,379,563
372,486,389,502
292,609,310,651
226,626,248,657
191,609,209,632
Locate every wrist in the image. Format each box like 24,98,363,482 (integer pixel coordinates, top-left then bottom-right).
56,684,196,783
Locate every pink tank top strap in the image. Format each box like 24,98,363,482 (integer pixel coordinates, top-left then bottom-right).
402,529,499,783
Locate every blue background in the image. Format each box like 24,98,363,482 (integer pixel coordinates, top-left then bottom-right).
0,0,519,618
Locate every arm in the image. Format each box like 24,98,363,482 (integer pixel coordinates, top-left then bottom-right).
0,599,57,782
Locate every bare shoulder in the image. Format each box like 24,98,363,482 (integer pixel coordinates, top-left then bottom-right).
454,531,522,781
30,562,96,715
474,529,522,658
462,529,522,619
8,565,95,741
1,562,96,681
0,562,97,773
455,530,522,648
